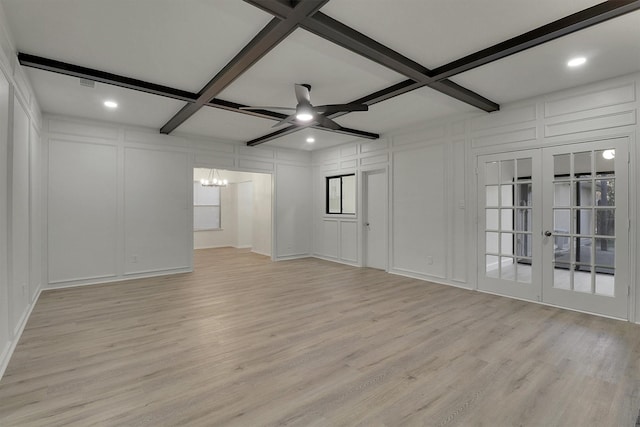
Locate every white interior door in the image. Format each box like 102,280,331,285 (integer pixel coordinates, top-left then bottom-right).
364,170,387,270
542,139,629,319
478,139,629,319
477,150,542,301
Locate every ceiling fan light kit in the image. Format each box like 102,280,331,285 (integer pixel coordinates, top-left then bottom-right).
241,83,368,130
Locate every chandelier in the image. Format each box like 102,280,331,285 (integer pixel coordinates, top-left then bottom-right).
200,169,228,187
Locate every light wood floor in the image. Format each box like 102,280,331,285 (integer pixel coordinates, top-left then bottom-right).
1,248,639,426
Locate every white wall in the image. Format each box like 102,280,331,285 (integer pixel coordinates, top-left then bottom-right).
29,122,43,301
10,95,31,331
237,181,253,248
0,1,44,379
276,164,311,258
48,140,118,283
0,58,10,377
312,71,640,322
124,148,190,274
392,144,447,278
251,172,272,256
45,117,308,288
193,184,237,250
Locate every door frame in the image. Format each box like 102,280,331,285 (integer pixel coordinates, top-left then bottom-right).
361,167,388,270
191,165,275,260
474,135,634,320
476,149,542,302
541,138,630,319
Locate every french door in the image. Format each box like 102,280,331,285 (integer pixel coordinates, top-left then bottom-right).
478,139,629,319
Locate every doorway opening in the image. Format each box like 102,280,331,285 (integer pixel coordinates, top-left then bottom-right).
193,168,272,258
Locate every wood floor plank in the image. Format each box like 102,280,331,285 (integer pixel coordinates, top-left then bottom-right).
1,248,639,426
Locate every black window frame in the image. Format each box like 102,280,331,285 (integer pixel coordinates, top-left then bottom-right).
325,173,355,215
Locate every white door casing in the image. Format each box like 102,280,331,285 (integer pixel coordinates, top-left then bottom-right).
477,138,629,319
541,139,629,319
477,150,542,301
364,170,387,270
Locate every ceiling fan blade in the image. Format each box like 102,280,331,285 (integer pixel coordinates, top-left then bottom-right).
315,104,368,114
239,106,296,112
294,83,311,105
271,113,297,128
315,114,341,130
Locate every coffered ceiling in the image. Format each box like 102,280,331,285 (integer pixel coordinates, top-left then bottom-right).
2,0,639,151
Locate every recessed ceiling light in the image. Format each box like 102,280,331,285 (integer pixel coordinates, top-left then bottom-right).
567,57,586,67
104,100,118,109
306,137,315,143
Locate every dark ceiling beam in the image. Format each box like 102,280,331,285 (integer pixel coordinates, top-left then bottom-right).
17,52,285,120
303,12,431,82
159,0,330,135
302,12,498,112
18,52,378,142
244,0,498,113
206,98,286,121
245,0,640,146
430,0,640,81
18,53,197,102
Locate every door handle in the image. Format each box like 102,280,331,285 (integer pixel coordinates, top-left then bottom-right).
544,230,552,237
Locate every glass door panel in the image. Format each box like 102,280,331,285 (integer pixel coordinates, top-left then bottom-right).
542,139,628,319
478,151,540,300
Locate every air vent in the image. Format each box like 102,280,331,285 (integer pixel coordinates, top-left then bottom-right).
79,78,95,88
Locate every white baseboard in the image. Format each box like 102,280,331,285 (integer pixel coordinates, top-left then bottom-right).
476,288,627,322
388,268,473,290
251,249,271,257
0,288,42,381
46,267,192,290
312,254,360,267
275,253,311,261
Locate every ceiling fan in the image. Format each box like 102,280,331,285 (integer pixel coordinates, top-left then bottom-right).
240,83,368,129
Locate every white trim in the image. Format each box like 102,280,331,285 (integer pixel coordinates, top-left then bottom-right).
388,268,473,291
313,254,359,267
0,288,41,380
477,289,627,322
274,254,311,261
47,267,192,290
251,249,271,257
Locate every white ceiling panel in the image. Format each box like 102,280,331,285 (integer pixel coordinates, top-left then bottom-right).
4,0,638,151
333,86,477,134
269,127,359,151
174,106,275,143
321,0,602,68
453,10,640,104
2,0,271,92
26,68,185,128
218,28,405,108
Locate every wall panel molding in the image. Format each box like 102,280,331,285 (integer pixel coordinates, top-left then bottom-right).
544,82,636,118
360,139,389,154
545,109,636,137
49,118,119,140
472,126,537,148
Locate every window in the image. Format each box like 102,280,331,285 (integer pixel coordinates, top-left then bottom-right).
194,182,221,230
326,174,355,214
